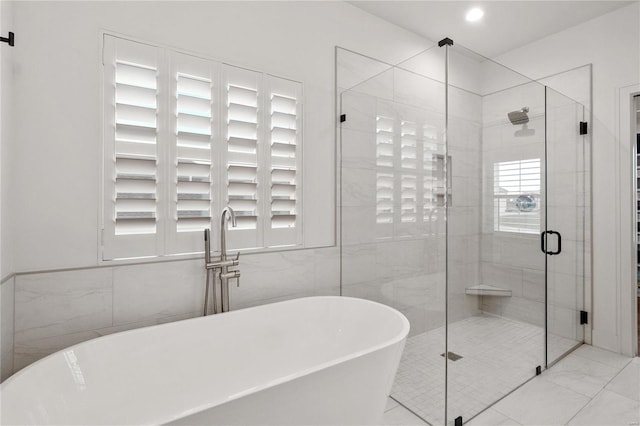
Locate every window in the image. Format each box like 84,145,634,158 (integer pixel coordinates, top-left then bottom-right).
102,35,302,260
493,158,541,234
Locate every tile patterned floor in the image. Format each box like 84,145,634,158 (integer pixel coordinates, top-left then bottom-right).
383,344,639,426
390,314,578,425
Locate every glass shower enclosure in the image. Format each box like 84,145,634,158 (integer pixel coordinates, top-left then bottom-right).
337,41,590,425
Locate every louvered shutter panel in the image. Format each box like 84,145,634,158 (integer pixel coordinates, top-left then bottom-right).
103,36,164,260
264,75,302,247
400,120,418,224
167,52,218,254
422,124,438,224
223,65,262,250
375,114,394,241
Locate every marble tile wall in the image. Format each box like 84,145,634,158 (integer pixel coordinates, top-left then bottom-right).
479,83,590,339
480,85,547,327
339,69,482,337
1,276,14,381
9,246,339,374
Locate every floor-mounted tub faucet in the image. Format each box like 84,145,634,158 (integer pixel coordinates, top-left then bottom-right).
203,207,241,315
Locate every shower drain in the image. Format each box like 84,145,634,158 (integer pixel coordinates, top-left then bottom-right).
440,351,463,361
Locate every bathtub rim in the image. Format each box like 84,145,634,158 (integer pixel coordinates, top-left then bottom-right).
2,296,410,425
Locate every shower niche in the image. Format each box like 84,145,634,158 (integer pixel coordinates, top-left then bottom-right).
337,42,591,425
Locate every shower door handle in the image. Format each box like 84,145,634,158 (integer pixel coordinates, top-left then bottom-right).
540,230,562,255
548,230,561,255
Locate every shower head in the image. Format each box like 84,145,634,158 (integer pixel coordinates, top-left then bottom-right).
508,107,530,125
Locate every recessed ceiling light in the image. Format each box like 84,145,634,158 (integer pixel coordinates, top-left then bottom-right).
465,7,484,22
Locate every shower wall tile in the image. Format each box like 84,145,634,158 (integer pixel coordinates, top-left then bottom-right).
342,277,401,307
548,271,582,309
522,268,545,303
448,235,480,266
341,243,377,286
313,247,340,294
449,88,482,125
547,239,581,275
376,239,426,278
448,206,481,236
10,246,340,373
341,205,377,246
1,277,14,382
448,117,482,152
230,248,318,310
13,311,199,373
341,128,376,170
450,147,482,178
548,305,579,341
548,205,585,243
340,90,377,132
341,167,377,207
547,173,580,207
14,269,113,344
112,260,205,326
481,263,524,297
483,296,545,328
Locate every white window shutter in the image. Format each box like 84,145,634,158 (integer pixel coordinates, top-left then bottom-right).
103,35,304,259
103,36,165,260
166,52,219,255
263,75,303,247
223,65,263,250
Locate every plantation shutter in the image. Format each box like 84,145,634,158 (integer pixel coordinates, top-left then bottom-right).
167,52,218,255
223,65,263,250
400,120,418,224
103,36,304,260
263,75,302,247
103,36,165,260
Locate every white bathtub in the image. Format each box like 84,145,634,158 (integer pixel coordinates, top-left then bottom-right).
1,296,409,425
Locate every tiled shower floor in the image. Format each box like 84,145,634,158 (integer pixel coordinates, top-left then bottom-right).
391,314,579,425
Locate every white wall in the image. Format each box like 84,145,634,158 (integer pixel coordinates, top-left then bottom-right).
495,2,640,354
8,1,430,272
2,1,434,376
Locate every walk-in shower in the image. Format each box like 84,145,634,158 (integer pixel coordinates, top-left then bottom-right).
337,40,591,425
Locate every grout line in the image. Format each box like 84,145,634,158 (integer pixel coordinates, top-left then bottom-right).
570,347,634,370
389,395,434,426
557,352,633,425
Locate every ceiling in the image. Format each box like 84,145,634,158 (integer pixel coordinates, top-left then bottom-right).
347,1,634,57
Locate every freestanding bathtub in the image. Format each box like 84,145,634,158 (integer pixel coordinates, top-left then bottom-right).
1,296,409,425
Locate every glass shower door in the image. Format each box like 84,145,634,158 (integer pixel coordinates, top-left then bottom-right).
337,45,448,425
544,87,588,364
445,43,547,425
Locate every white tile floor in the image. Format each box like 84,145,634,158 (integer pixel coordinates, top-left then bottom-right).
382,345,640,426
391,315,578,425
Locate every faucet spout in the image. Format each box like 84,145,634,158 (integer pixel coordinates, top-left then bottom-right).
220,206,237,258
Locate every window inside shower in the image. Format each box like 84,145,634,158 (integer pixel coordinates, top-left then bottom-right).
493,158,541,234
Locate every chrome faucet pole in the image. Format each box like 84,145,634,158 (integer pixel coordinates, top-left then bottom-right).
203,229,218,315
220,207,238,313
203,208,240,315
